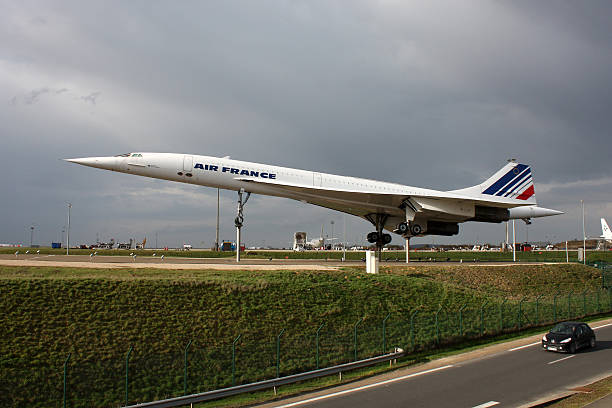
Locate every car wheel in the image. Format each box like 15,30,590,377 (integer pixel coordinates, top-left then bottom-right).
569,342,576,354
590,337,596,348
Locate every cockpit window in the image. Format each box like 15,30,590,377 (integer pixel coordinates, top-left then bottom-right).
115,153,131,157
131,153,143,157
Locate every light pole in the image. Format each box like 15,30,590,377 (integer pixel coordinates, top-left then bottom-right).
330,221,335,250
342,215,346,261
30,225,34,248
215,188,220,251
581,200,586,264
512,219,516,262
66,203,72,255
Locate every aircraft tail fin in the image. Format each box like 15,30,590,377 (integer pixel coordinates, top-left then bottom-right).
602,218,612,240
452,161,537,204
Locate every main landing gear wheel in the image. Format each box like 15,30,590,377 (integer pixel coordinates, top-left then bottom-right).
411,224,423,235
367,232,391,245
367,232,379,243
397,222,409,235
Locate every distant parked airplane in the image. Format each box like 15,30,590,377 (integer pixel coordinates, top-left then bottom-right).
66,154,562,251
602,218,612,243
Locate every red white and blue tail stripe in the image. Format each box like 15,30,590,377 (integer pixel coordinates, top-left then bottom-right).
481,163,535,201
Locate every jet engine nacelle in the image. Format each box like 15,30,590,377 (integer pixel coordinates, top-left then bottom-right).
426,221,460,236
471,206,510,223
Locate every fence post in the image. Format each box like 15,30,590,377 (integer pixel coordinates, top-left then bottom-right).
535,295,543,325
435,305,442,344
499,299,507,332
354,317,364,361
183,340,192,395
480,301,487,336
518,297,527,330
459,304,466,336
63,353,71,408
567,290,573,319
316,323,325,369
125,345,133,407
276,328,285,378
553,291,560,322
582,290,587,316
410,310,419,350
232,334,241,386
382,314,390,354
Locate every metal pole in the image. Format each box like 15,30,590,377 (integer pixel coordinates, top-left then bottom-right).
342,215,346,261
125,345,133,407
354,318,363,361
480,302,487,336
184,340,192,395
500,299,507,331
315,323,325,369
30,225,34,247
582,200,586,265
568,290,573,319
276,328,285,378
512,220,516,262
382,314,390,354
215,188,220,251
459,304,466,336
566,241,569,263
66,203,71,255
518,297,527,329
410,310,419,350
232,334,241,386
63,353,71,408
535,295,543,325
405,238,410,263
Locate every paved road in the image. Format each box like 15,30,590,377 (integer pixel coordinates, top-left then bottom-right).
0,253,544,267
267,323,612,408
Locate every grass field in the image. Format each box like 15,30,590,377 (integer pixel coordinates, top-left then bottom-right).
1,263,611,407
3,247,612,263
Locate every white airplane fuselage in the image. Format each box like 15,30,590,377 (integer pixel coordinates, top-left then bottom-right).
66,152,562,238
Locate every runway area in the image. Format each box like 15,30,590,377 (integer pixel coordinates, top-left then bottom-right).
0,253,546,271
259,320,612,408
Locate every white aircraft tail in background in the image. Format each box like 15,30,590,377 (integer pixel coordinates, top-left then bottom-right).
602,218,612,242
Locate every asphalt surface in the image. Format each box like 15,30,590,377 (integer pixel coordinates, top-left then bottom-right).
265,323,612,408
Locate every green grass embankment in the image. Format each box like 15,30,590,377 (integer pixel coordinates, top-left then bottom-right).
1,264,610,407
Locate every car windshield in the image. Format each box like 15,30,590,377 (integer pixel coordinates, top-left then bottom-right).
551,323,575,334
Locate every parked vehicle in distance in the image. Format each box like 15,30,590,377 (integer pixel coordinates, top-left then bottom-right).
542,322,596,353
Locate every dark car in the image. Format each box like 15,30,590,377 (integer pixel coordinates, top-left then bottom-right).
542,322,596,353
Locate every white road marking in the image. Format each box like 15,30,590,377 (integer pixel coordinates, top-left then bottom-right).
547,355,575,365
508,341,540,351
472,401,500,408
593,323,612,330
275,365,454,407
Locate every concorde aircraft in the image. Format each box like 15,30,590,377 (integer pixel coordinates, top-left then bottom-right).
65,153,562,249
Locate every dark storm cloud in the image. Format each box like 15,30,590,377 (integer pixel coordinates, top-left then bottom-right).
1,1,611,247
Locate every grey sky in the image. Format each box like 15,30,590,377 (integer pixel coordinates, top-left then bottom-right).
1,1,611,248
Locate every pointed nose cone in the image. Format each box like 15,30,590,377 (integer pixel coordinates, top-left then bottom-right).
64,157,118,171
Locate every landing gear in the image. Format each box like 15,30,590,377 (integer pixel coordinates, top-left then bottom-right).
365,214,390,260
235,189,251,262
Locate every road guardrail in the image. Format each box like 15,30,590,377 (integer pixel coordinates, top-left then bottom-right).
125,349,404,408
